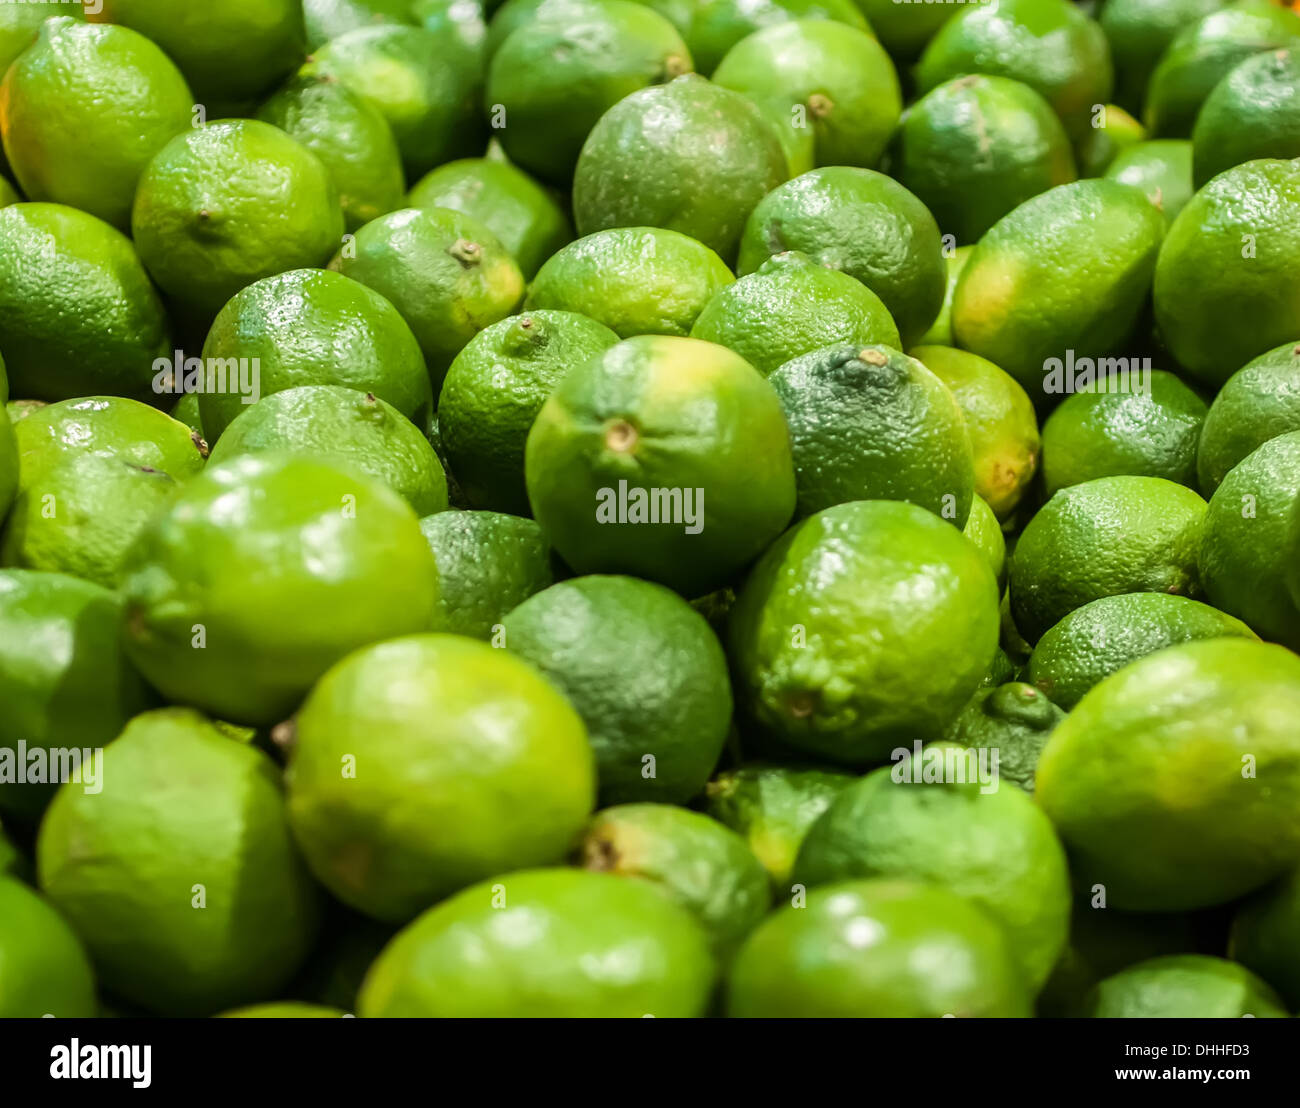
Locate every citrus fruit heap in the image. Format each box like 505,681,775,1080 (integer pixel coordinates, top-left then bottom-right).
2,0,1300,1026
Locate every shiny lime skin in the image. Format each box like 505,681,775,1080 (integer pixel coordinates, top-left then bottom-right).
793,763,1071,989
257,74,406,233
691,252,901,376
1080,955,1289,1018
886,74,1077,245
358,868,715,1016
419,510,555,637
408,157,572,279
769,342,975,525
1009,475,1207,644
687,0,868,74
727,878,1032,1017
728,499,1000,764
37,708,322,1016
1199,430,1300,647
1099,0,1227,114
703,764,856,890
951,179,1166,398
286,635,595,922
199,267,433,441
502,575,733,805
1154,160,1300,388
525,335,796,597
572,74,788,263
1028,592,1257,710
131,120,344,322
0,203,171,401
0,569,155,824
577,803,771,956
208,386,447,515
305,24,485,177
0,875,96,1017
439,310,619,514
119,454,438,726
737,168,945,347
1037,638,1300,910
1103,139,1194,225
1192,47,1300,186
1197,340,1300,495
0,18,193,231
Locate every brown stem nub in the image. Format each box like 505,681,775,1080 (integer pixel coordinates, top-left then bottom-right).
604,419,639,453
448,239,482,266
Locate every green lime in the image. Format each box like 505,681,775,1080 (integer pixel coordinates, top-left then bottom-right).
911,345,1040,520
703,765,856,891
686,0,868,75
0,570,154,824
1231,865,1300,1010
13,396,205,492
484,0,593,55
208,386,446,515
119,454,437,726
1198,341,1300,495
1199,430,1300,647
329,206,524,393
982,644,1018,688
941,682,1064,792
0,177,17,208
525,335,796,596
1076,103,1146,177
0,2,82,77
304,0,415,48
1037,637,1300,909
727,878,1032,1017
1001,588,1034,663
572,73,787,263
0,203,170,401
952,179,1166,399
577,803,770,956
502,575,732,804
1154,159,1300,388
913,244,973,347
769,342,975,525
1040,369,1207,495
169,392,204,441
408,157,572,279
1028,592,1257,709
1080,955,1289,1017
358,868,714,1016
794,758,1070,989
525,227,734,339
439,310,618,514
1,452,180,588
887,75,1077,245
0,411,12,525
963,494,1007,588
301,24,484,177
419,510,556,637
256,74,404,234
915,0,1113,141
1194,48,1300,186
737,168,945,347
1144,0,1300,137
89,0,305,109
37,707,321,1016
1099,0,1227,114
199,267,432,442
712,20,901,169
728,499,1000,763
1009,475,1207,643
691,252,900,375
1038,904,1202,1018
1103,138,1195,224
0,876,96,1017
285,636,594,921
132,119,344,322
487,0,692,184
0,18,192,231
218,1002,345,1018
